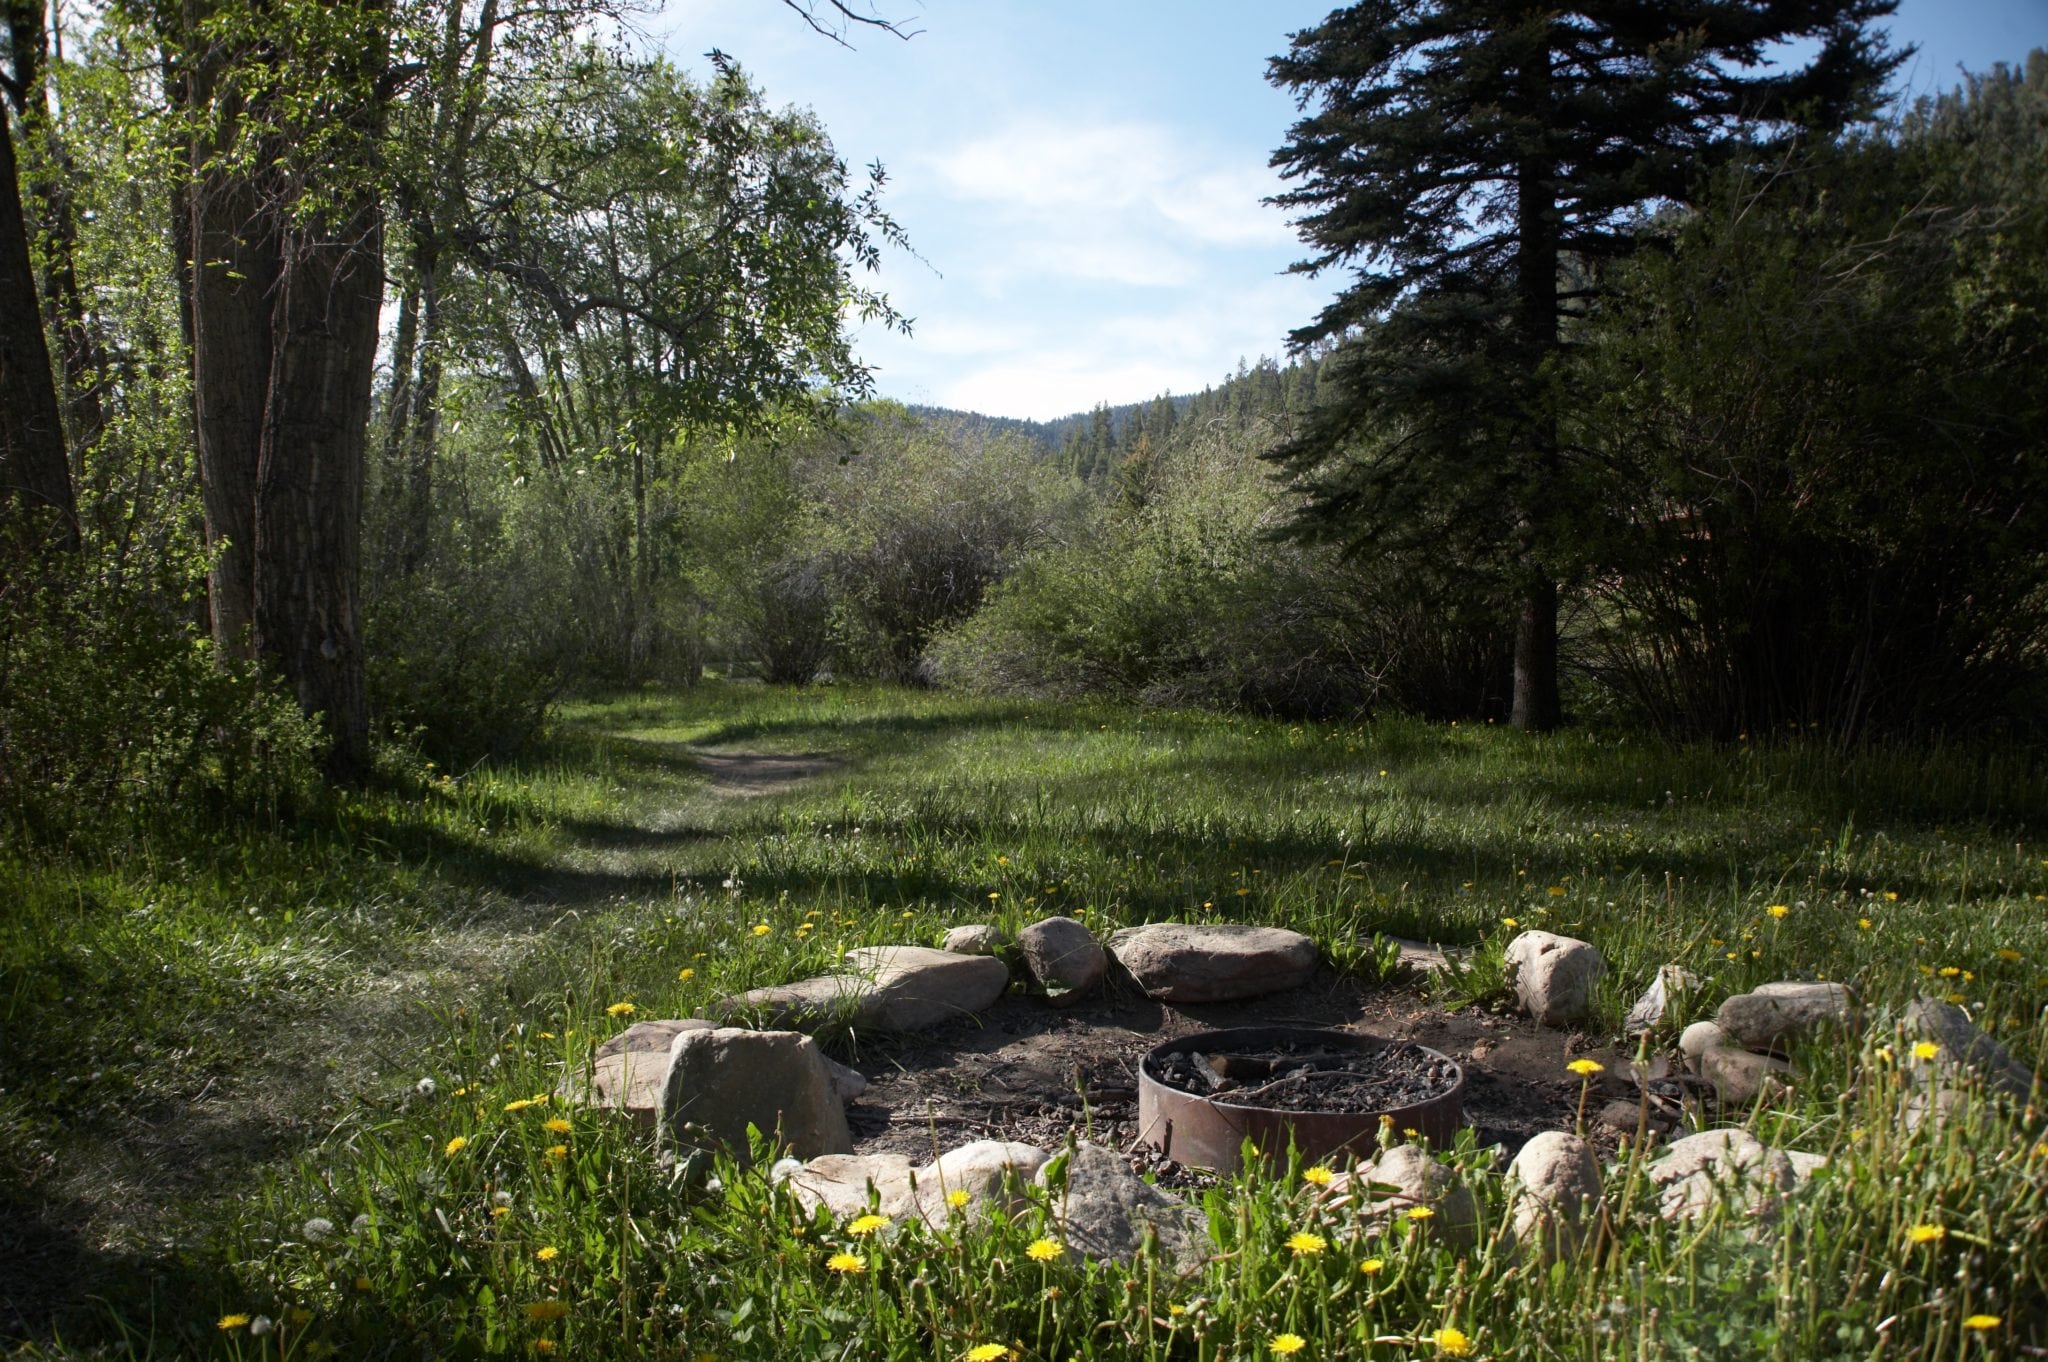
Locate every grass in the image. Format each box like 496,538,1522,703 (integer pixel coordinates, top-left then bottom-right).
4,682,2046,1359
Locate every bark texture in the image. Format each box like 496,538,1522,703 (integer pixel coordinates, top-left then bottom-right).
0,100,77,554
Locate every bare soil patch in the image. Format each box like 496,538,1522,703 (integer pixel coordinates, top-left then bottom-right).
834,970,1617,1170
693,748,842,797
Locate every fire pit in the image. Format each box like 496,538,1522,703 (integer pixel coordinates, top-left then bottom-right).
1136,1026,1464,1173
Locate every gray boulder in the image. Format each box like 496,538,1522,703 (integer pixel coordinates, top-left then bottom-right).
716,946,1009,1033
1905,997,2039,1103
1017,917,1106,1002
1037,1142,1210,1269
1715,982,1856,1052
573,1019,716,1130
1507,1131,1604,1260
1624,966,1699,1036
1699,1047,1793,1106
659,1027,852,1163
1105,923,1317,1003
1678,1021,1730,1071
1326,1143,1480,1251
1503,931,1606,1026
942,924,1009,957
1647,1129,1795,1223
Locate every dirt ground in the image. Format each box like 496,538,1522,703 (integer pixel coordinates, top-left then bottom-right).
835,967,1641,1174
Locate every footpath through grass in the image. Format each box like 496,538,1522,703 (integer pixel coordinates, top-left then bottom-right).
4,684,2046,1359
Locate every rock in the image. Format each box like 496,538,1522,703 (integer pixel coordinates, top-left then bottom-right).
1596,1098,1672,1138
1502,931,1606,1026
822,1056,868,1103
1507,1132,1603,1260
777,1152,916,1220
1699,1047,1793,1105
1782,1150,1828,1185
1384,936,1469,975
913,1140,1049,1223
597,1018,715,1060
1715,982,1856,1052
1017,917,1106,1002
1904,997,2039,1103
1327,1143,1480,1251
943,924,1009,956
1625,966,1699,1037
1647,1129,1795,1222
716,946,1009,1033
570,1020,717,1130
1678,1021,1730,1071
1105,923,1318,1003
1037,1142,1209,1269
659,1027,852,1163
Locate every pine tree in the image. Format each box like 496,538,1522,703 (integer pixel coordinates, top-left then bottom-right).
1267,0,1904,730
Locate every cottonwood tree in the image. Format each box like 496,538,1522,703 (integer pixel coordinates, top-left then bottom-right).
1266,0,1904,729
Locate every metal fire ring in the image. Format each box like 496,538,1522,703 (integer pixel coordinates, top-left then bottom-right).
1136,1025,1465,1174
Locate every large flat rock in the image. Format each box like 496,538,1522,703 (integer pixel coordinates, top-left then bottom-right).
716,946,1008,1033
1105,922,1317,1003
659,1027,852,1162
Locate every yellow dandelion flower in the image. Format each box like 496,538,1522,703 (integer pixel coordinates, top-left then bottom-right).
826,1252,866,1275
1547,886,1566,897
1286,1231,1327,1256
1858,918,1873,930
678,968,696,981
444,1136,468,1156
1026,1238,1064,1262
218,1314,251,1331
1405,1206,1435,1222
1997,948,2023,962
491,1206,511,1219
752,924,772,937
536,1341,558,1355
1876,1046,1895,1063
1884,891,1898,901
1434,1326,1474,1356
846,1214,890,1236
1502,917,1518,928
606,1001,636,1017
535,1246,559,1262
1913,1042,1941,1061
525,1301,569,1322
1906,1224,1946,1244
1567,1058,1604,1077
544,1118,571,1135
1301,1166,1335,1186
1939,966,1961,978
1963,1314,2001,1331
964,1346,1010,1362
1766,904,1789,918
946,1190,971,1209
545,1143,568,1160
1360,1257,1386,1275
505,1098,538,1113
1270,1335,1307,1356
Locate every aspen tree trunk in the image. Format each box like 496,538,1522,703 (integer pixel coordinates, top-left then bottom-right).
0,97,76,553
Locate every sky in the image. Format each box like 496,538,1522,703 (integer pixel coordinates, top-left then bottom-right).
653,0,2047,422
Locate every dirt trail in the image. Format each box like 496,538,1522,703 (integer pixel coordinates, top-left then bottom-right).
692,748,842,797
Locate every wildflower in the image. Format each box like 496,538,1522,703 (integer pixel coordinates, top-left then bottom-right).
444,1136,469,1156
1875,1046,1895,1063
1168,1304,1188,1316
416,1077,437,1097
1026,1238,1065,1262
1884,891,1898,901
535,1246,559,1262
1766,904,1789,919
1906,1224,1946,1244
1433,1326,1474,1356
1286,1231,1327,1256
946,1190,972,1209
525,1301,570,1322
218,1314,251,1331
1567,1058,1604,1077
1858,918,1873,930
1997,948,2023,962
1270,1335,1307,1356
1502,917,1518,929
1939,966,1961,978
678,968,696,981
606,1001,636,1017
491,1206,511,1219
1548,886,1566,897
545,1144,568,1160
965,1346,1011,1362
753,925,772,937
1913,1042,1941,1061
1236,887,1252,896
544,1118,572,1135
537,1030,555,1040
536,1342,558,1355
1301,1166,1335,1187
1963,1315,2001,1331
847,1214,890,1236
1405,1206,1435,1222
1360,1257,1385,1276
302,1217,335,1242
827,1252,866,1275
505,1098,539,1113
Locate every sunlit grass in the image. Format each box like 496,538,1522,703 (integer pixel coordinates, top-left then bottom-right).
5,682,2046,1357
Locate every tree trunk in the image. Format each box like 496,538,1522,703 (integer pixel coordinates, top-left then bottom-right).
0,99,77,555
254,212,380,781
